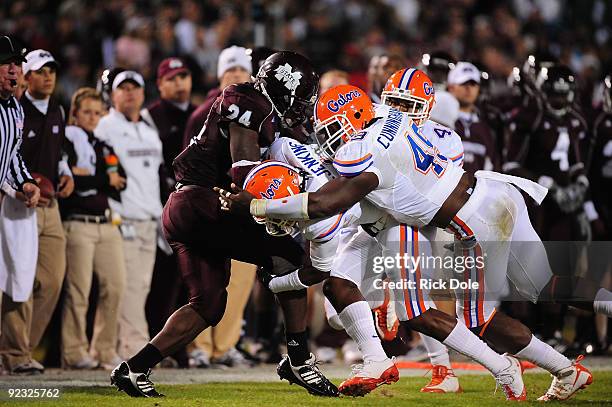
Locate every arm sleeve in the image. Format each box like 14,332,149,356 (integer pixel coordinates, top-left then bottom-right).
7,149,35,191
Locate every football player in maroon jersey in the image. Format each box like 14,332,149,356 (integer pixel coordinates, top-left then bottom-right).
111,51,339,398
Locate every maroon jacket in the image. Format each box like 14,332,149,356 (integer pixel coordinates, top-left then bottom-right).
454,109,500,173
144,98,196,178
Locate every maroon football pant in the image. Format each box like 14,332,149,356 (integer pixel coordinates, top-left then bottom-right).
162,186,305,325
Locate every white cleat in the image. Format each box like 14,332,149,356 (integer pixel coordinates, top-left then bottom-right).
339,358,400,397
537,355,593,401
493,355,526,401
421,365,462,393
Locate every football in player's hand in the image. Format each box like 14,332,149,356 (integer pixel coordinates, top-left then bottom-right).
32,172,55,199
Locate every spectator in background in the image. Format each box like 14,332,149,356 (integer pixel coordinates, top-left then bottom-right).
319,69,349,93
142,57,195,193
448,62,499,173
60,88,127,370
418,51,462,131
94,69,163,360
0,48,74,375
367,54,405,103
183,46,251,148
140,57,195,368
183,45,255,368
366,55,382,103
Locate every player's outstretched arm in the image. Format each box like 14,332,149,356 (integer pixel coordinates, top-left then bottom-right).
215,171,378,220
307,172,378,218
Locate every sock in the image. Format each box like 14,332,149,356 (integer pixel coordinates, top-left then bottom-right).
286,330,310,365
339,301,388,363
594,288,612,317
269,270,307,293
127,343,164,373
421,333,451,369
515,335,571,376
443,321,509,374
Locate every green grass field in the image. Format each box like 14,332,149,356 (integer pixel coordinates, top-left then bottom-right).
5,372,612,406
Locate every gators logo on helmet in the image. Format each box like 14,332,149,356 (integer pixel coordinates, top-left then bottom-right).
243,161,302,236
313,85,375,161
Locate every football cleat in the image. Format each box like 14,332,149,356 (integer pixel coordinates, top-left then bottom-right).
372,286,399,341
493,355,526,401
420,365,462,393
277,353,339,397
110,361,163,398
339,358,399,397
537,355,593,401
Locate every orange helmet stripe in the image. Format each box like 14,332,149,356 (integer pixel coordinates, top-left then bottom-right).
333,153,372,166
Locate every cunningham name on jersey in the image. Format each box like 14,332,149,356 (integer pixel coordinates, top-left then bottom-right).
333,105,465,228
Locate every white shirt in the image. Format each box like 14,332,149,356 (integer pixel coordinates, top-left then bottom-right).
268,137,379,270
24,91,49,115
333,105,465,228
95,108,163,220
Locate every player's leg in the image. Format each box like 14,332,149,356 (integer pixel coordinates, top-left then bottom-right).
452,179,592,401
244,231,339,397
111,240,227,398
419,329,461,393
111,187,230,397
380,223,525,400
399,226,460,393
323,228,398,396
502,185,594,401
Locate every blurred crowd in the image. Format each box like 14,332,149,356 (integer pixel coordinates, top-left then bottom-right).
0,0,611,374
1,0,611,108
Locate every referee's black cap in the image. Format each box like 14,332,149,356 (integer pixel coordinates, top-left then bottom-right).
0,35,27,65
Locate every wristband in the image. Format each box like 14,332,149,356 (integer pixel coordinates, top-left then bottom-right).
250,192,310,220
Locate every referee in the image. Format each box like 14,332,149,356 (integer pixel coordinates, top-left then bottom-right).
0,35,39,354
0,35,39,205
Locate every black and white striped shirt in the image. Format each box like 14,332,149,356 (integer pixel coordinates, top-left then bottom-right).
0,96,34,191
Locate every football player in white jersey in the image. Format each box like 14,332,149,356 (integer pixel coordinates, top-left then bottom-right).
217,83,611,401
379,68,463,393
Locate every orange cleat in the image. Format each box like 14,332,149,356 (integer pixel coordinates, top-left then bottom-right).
420,365,462,393
339,358,399,397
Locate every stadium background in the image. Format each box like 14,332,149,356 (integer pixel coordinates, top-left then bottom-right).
1,0,612,401
4,0,611,108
